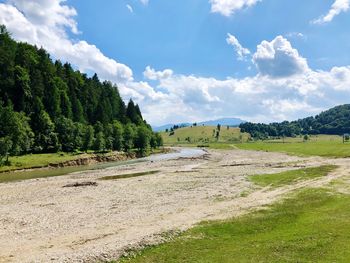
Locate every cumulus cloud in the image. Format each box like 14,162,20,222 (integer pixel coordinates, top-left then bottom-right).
226,33,250,60
253,36,309,78
141,65,350,125
313,0,349,24
143,66,173,80
209,0,261,16
0,0,133,83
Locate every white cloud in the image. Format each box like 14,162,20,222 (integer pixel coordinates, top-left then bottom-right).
313,0,349,24
143,66,173,80
209,0,261,16
126,4,133,13
0,0,133,83
253,36,309,78
141,66,350,125
226,33,250,60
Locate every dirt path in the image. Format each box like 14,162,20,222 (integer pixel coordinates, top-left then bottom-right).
0,149,348,262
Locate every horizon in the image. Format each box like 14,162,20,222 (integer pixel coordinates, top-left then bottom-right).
1,0,350,126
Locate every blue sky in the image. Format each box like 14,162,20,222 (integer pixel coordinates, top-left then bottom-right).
1,0,350,125
70,0,350,78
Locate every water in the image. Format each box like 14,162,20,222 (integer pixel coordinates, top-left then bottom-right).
0,148,206,183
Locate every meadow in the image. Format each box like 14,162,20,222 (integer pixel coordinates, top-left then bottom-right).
161,126,250,145
162,126,350,157
119,188,350,263
118,165,350,263
236,135,350,158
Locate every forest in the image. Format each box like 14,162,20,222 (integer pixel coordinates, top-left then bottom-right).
0,25,162,164
240,104,350,139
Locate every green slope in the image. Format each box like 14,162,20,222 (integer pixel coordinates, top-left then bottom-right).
161,126,250,145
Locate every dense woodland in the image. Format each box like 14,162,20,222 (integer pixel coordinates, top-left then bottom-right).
240,104,350,139
0,25,162,163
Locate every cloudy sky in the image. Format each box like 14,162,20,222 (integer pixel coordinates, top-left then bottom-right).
0,0,350,125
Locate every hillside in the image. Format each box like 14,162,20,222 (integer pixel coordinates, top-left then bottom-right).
0,25,161,160
161,125,250,145
240,104,350,139
153,117,246,132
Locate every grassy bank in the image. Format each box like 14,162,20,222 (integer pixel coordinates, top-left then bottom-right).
249,165,337,188
0,148,166,174
118,187,350,263
0,152,88,173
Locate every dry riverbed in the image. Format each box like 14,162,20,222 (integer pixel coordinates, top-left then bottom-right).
0,149,349,262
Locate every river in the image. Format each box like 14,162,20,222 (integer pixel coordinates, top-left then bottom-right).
0,148,206,183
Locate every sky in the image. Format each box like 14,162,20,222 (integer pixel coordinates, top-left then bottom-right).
0,0,350,126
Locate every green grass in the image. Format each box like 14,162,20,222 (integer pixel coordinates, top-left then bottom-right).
236,135,350,157
118,188,350,263
0,152,88,172
99,170,160,180
249,165,337,188
161,126,250,145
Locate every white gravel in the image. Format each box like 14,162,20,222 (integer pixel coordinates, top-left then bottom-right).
0,149,347,262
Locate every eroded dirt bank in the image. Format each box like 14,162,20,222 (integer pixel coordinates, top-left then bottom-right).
0,149,349,262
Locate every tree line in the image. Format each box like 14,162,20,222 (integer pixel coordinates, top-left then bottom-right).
240,104,350,139
0,25,162,164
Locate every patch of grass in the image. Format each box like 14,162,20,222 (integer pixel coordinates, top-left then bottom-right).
236,135,350,157
249,165,337,188
0,152,87,173
239,190,251,197
99,170,160,180
118,188,350,263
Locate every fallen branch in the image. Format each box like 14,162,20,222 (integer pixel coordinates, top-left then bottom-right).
63,181,98,188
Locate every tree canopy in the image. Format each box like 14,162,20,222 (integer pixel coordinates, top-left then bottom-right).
0,25,162,158
240,104,350,139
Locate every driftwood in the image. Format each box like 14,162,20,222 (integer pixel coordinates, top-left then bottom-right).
63,181,98,188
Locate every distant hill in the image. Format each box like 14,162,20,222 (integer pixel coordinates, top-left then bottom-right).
240,104,350,139
153,117,245,132
160,125,250,145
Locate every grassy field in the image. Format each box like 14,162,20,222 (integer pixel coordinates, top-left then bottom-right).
161,128,350,157
236,135,350,158
161,126,250,146
249,165,337,188
0,152,89,173
118,186,350,263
